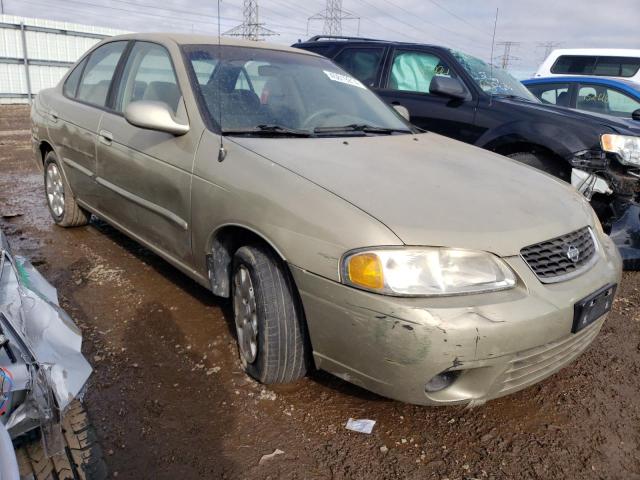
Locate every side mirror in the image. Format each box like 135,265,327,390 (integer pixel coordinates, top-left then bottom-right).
124,101,189,136
393,104,410,121
429,76,467,100
632,109,640,121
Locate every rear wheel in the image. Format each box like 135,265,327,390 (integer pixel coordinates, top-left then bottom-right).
16,400,108,480
231,244,309,384
44,152,90,227
507,152,568,180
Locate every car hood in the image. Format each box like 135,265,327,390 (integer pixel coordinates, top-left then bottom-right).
232,132,594,257
498,97,640,134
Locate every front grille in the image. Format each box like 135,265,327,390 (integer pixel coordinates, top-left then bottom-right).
498,317,603,395
520,226,597,282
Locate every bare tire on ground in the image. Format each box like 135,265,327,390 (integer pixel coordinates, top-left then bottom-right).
232,244,309,384
44,151,90,227
15,400,108,480
507,152,568,180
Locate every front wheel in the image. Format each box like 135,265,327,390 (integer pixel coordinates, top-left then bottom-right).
231,245,309,384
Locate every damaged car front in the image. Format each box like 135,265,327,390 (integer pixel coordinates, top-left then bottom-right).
0,230,104,479
575,125,640,268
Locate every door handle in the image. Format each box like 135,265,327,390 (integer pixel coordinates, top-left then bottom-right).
98,130,113,145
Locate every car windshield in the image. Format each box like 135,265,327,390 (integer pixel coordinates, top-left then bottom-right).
183,44,412,136
450,50,539,102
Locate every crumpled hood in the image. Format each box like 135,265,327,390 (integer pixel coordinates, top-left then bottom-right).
233,132,594,257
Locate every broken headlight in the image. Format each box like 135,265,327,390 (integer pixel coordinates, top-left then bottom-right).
341,248,516,296
601,134,640,167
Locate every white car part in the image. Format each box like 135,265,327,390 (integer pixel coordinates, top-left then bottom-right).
0,422,19,480
571,168,613,200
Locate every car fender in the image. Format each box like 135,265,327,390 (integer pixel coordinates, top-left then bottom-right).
477,119,601,160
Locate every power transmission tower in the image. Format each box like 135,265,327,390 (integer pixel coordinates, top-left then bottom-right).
537,41,562,60
224,0,277,41
495,41,520,70
307,0,360,37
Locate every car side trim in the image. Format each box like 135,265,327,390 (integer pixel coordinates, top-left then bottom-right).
62,157,94,178
94,177,188,230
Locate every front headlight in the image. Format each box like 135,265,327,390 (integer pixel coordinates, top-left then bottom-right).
341,248,516,297
601,134,640,167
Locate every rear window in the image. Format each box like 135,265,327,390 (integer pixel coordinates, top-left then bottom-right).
551,55,640,77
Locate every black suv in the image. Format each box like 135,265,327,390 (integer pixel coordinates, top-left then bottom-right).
295,36,640,268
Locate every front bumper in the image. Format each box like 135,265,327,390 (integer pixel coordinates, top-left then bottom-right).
291,233,622,406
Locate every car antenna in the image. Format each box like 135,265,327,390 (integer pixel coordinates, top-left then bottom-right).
489,8,498,107
217,0,227,162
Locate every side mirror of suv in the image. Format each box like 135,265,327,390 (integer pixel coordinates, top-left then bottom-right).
124,101,190,136
632,109,640,121
429,77,467,100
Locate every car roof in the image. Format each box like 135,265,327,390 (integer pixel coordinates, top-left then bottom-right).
546,48,640,57
106,32,318,56
522,76,640,96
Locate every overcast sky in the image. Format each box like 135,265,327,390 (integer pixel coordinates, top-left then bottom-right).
3,0,639,77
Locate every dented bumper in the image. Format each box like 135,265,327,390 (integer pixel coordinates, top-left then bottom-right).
291,234,621,406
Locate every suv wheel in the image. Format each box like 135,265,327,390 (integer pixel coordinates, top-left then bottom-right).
44,152,90,227
231,245,308,384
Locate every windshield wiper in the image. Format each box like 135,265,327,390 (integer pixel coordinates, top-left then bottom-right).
222,124,313,137
313,124,413,135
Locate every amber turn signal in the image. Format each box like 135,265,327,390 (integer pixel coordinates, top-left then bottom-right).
347,253,384,290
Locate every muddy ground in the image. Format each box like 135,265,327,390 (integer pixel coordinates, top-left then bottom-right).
1,105,639,479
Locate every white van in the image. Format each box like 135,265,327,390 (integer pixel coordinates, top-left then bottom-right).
535,49,640,83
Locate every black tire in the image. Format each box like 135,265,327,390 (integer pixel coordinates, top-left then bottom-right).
507,152,568,180
16,400,108,480
44,151,90,227
232,244,309,384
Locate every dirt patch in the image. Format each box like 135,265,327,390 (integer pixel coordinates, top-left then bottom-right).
1,105,640,479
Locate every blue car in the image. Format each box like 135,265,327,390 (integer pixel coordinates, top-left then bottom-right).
523,76,640,120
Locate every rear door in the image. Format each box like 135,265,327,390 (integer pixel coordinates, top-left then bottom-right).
376,48,478,142
525,82,574,108
95,41,200,264
46,41,128,208
331,45,387,88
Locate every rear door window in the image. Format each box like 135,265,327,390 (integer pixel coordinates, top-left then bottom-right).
387,50,457,94
333,47,385,87
527,83,571,106
76,41,127,107
63,58,87,98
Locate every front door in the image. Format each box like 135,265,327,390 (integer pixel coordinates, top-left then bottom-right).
95,41,200,264
376,48,478,143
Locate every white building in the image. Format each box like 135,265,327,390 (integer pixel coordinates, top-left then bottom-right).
0,14,127,104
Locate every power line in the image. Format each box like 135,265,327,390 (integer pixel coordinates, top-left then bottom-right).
308,0,359,36
425,0,493,36
224,0,278,41
350,0,489,56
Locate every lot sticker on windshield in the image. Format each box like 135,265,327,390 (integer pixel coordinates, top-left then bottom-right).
323,70,366,89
